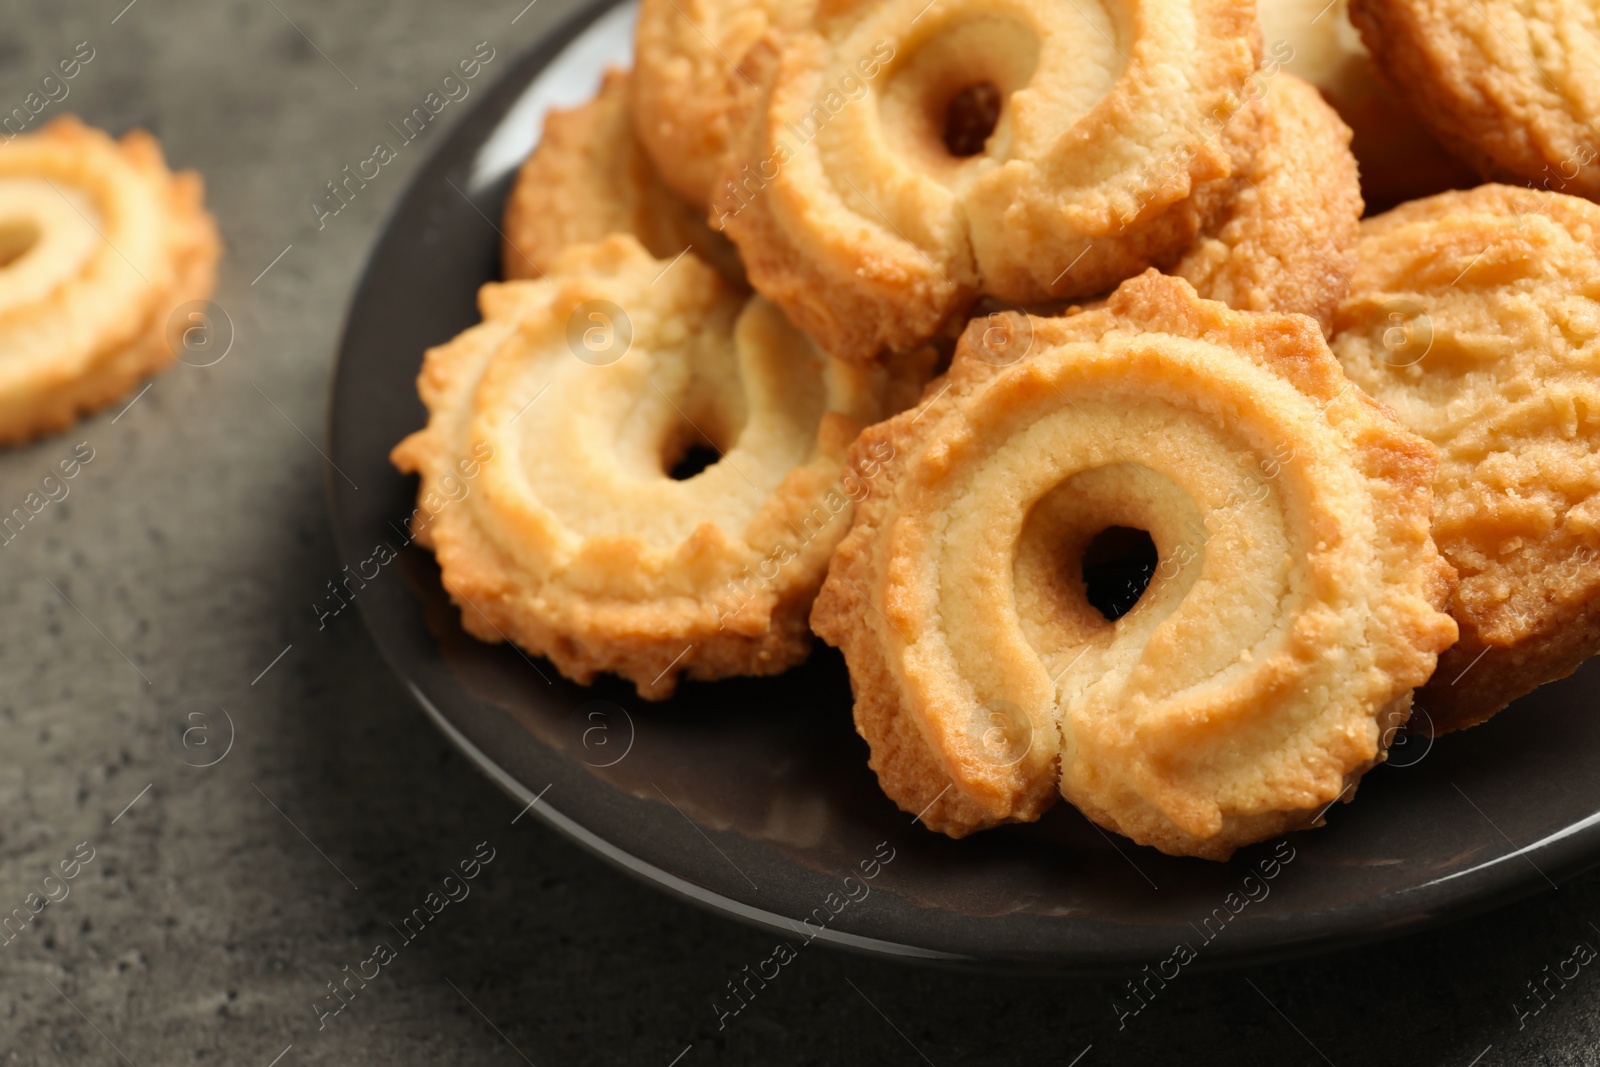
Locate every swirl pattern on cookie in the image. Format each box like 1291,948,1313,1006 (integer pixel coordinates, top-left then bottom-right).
713,0,1261,362
1349,0,1600,197
392,235,925,700
1332,185,1600,732
502,69,743,285
812,272,1457,858
0,118,219,446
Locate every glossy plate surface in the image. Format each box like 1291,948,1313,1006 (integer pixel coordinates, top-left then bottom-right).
327,0,1600,973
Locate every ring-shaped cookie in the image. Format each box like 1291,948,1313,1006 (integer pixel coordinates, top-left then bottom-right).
813,271,1457,858
393,235,925,699
1332,185,1600,732
714,0,1260,362
0,118,219,445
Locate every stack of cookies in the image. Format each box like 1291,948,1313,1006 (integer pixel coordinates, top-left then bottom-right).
393,0,1600,859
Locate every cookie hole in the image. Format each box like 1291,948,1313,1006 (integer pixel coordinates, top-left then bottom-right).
0,217,40,269
664,438,722,482
876,16,1042,179
1081,526,1158,622
942,82,1002,157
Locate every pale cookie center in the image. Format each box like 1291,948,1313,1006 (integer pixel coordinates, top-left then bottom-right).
0,178,103,321
876,4,1123,180
1013,463,1205,660
878,15,1042,177
502,300,836,555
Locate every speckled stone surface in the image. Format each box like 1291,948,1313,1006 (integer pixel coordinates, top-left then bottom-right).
0,1,1598,1064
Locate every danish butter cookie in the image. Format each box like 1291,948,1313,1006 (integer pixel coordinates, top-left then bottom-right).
1349,0,1600,198
633,0,794,207
0,118,219,445
1174,71,1363,332
1333,185,1600,731
714,0,1262,362
1256,0,1477,208
394,235,926,699
814,271,1456,858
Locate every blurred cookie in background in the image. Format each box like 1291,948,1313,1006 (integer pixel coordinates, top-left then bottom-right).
1259,0,1479,211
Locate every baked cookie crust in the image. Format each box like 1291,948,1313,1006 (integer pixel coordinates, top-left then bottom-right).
0,117,220,446
1332,185,1600,731
713,0,1263,362
1349,0,1600,197
813,271,1456,858
394,235,926,699
1174,71,1363,334
1257,0,1477,209
501,68,742,285
632,0,792,207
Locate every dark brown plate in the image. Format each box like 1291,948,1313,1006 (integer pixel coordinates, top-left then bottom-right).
326,0,1600,974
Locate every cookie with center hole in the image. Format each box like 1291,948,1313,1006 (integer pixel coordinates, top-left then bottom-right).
392,235,931,699
813,271,1457,859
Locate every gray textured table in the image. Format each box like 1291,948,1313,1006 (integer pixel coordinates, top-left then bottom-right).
0,1,1597,1064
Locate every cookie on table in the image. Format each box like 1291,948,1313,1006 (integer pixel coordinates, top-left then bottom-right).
0,117,220,446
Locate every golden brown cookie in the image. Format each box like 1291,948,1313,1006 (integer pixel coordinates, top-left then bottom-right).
1349,0,1600,198
393,235,927,700
1332,185,1600,732
501,68,742,284
1173,71,1363,333
713,0,1262,363
632,0,792,207
0,117,219,446
812,271,1457,859
1256,0,1478,210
